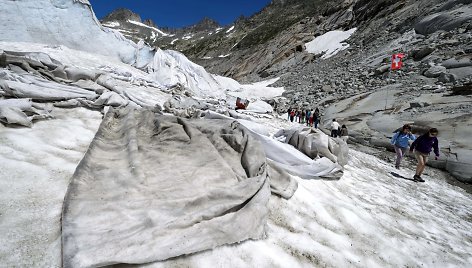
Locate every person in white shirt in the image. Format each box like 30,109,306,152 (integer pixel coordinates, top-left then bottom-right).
330,119,341,138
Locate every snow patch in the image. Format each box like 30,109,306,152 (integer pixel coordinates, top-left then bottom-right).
182,34,194,40
102,21,120,28
305,28,356,59
226,26,235,33
127,20,169,36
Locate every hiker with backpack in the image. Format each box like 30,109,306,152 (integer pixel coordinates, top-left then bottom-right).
409,128,440,182
390,124,416,169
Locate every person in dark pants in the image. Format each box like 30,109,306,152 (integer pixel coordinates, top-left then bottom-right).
306,109,311,126
390,124,416,169
289,109,295,122
409,128,440,182
313,108,320,129
330,119,340,138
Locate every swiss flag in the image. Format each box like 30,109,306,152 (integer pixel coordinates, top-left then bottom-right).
391,53,405,70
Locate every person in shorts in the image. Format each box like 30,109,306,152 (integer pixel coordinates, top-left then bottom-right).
409,128,440,182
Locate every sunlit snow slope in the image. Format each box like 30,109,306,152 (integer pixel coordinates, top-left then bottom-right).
1,114,471,267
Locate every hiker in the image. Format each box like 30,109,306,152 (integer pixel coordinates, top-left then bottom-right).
301,110,306,124
339,125,349,142
330,119,341,138
409,128,440,182
289,109,295,122
305,109,311,126
390,124,416,169
287,108,291,120
309,112,314,127
313,108,320,129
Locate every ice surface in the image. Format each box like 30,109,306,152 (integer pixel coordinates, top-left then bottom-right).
0,108,102,267
0,0,137,63
1,111,471,267
146,49,226,99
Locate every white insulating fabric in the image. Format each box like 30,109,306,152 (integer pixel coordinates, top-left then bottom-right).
62,108,298,267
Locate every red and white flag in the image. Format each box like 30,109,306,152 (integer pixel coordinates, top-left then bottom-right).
391,53,405,70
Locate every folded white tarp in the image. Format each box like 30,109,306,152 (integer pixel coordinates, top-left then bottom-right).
62,108,296,267
206,111,346,179
0,98,52,127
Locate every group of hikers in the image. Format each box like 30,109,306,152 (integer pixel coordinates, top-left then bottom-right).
287,108,321,128
285,108,440,182
390,124,440,182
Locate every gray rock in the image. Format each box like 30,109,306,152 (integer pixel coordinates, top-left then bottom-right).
410,102,423,108
409,101,430,108
438,72,457,83
424,65,447,78
442,57,472,69
375,64,390,75
448,66,472,80
414,6,472,35
411,46,435,60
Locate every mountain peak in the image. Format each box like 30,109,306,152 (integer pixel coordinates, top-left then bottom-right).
102,8,142,22
143,19,157,28
189,17,220,31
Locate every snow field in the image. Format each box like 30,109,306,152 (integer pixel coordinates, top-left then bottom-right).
1,111,470,267
0,108,102,267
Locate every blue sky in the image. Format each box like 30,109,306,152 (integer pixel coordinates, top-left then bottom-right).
89,0,271,28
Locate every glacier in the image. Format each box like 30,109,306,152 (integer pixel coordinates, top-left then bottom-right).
0,0,471,267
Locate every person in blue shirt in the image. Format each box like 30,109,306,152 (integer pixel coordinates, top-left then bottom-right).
390,124,416,169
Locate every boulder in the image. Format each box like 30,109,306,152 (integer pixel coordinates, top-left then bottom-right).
375,64,390,75
438,72,457,83
441,57,472,69
411,46,435,60
414,6,472,35
448,83,472,96
424,65,447,78
448,66,472,80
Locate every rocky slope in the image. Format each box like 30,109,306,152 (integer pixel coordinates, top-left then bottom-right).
100,8,171,45
271,0,472,182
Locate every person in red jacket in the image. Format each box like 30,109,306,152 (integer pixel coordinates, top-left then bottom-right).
409,128,440,182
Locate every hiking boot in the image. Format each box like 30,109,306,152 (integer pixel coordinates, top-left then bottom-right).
413,175,425,182
395,165,400,170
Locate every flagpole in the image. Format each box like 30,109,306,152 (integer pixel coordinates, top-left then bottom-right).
385,70,389,111
386,53,403,111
